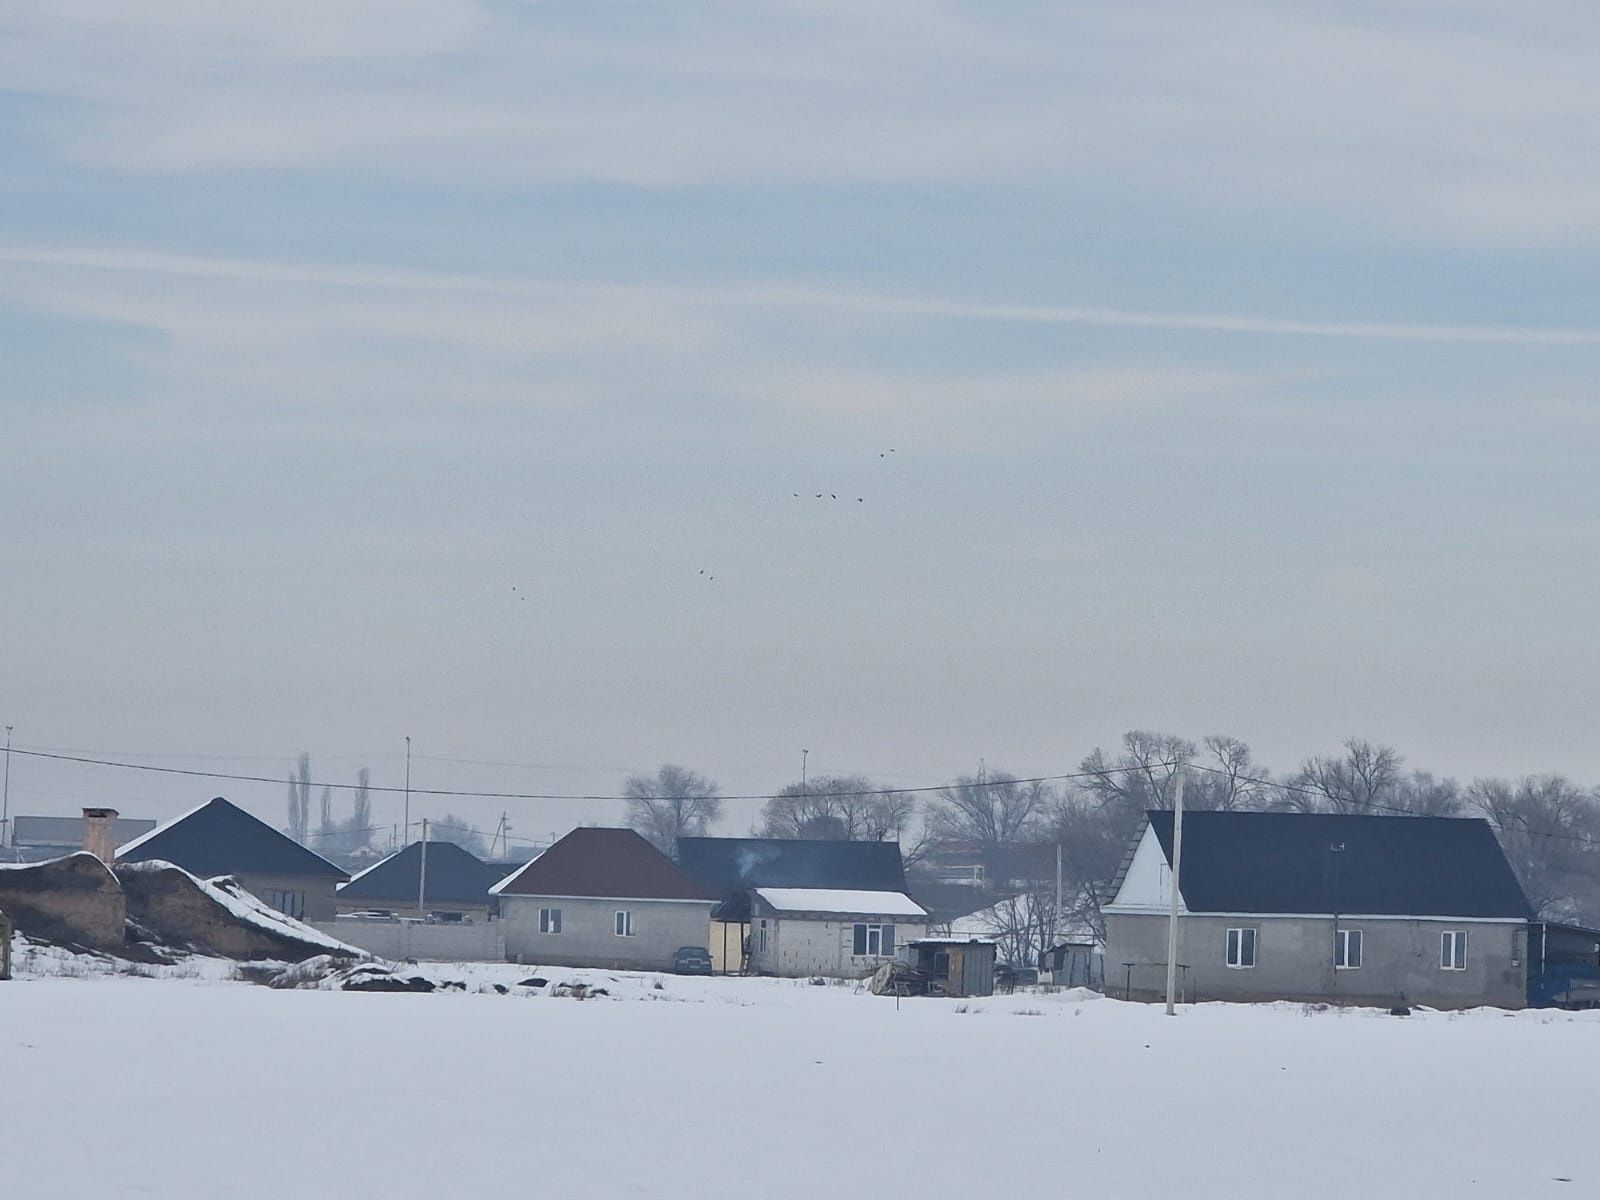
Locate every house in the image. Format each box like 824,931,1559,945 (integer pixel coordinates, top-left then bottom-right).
1102,810,1533,1010
336,840,502,923
8,813,156,863
746,888,929,977
492,827,715,969
115,797,348,922
676,836,913,973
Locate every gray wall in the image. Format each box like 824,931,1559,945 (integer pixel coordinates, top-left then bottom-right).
501,895,713,969
231,872,341,923
1105,912,1526,1009
311,918,504,962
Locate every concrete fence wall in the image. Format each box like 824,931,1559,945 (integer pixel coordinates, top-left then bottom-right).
310,919,505,962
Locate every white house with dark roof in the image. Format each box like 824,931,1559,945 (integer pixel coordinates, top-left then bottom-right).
746,887,929,978
1102,810,1534,1009
493,827,716,969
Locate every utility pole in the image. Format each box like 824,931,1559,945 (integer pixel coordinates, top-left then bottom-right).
1,725,12,850
417,818,429,917
1054,841,1064,945
403,736,411,847
1164,766,1187,1016
801,749,808,803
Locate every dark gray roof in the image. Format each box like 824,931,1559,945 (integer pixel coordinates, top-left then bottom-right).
1144,810,1531,919
337,841,502,906
116,797,347,881
676,837,907,921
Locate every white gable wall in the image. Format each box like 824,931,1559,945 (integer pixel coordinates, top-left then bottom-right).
1104,823,1188,914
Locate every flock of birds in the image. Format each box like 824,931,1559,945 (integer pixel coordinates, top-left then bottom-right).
510,449,899,595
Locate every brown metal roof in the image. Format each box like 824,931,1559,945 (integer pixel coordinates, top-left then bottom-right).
495,827,715,901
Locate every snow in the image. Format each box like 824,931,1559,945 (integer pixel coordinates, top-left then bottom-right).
753,887,928,916
1,968,1596,1199
116,859,363,956
197,873,363,954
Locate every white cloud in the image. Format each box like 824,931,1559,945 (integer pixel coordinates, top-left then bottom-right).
4,3,1600,242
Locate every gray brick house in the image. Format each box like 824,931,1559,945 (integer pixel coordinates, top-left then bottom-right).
116,796,348,922
1102,810,1533,1010
493,827,715,969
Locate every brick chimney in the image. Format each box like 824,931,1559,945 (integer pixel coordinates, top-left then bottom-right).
82,808,120,863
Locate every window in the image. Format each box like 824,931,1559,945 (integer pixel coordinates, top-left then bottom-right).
1225,927,1257,969
539,907,562,934
852,923,896,957
1335,928,1363,970
1441,930,1467,970
757,919,769,953
268,890,305,920
614,910,635,937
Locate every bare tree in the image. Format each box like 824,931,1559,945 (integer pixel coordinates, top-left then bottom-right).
1287,738,1404,813
431,813,489,857
1078,731,1195,817
969,888,1060,970
285,753,312,844
349,768,373,847
760,775,913,843
625,765,723,855
1468,775,1600,923
1190,735,1273,810
925,765,1049,867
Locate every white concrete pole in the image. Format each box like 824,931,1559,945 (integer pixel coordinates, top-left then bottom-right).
417,818,429,917
1164,766,1187,1016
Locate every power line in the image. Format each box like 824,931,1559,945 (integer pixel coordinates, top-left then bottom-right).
1181,760,1597,850
8,745,1154,804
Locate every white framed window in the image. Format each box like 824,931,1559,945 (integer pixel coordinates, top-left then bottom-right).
1225,927,1257,969
1441,930,1467,970
852,923,895,957
614,910,635,937
1335,928,1363,969
268,890,305,920
538,907,562,934
757,919,769,953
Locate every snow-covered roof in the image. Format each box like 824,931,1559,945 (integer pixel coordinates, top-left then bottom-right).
753,888,927,917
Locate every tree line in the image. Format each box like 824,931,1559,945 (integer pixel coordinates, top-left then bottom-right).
284,753,489,858
623,734,1600,956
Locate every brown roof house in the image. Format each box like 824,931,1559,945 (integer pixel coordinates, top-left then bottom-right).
491,827,715,969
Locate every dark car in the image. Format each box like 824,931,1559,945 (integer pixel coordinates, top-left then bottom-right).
671,946,714,975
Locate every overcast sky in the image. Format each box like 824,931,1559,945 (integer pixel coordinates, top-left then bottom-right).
3,2,1599,844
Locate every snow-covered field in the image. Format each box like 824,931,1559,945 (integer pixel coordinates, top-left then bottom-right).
2,962,1596,1199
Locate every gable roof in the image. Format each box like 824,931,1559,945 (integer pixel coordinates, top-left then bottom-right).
1140,810,1531,919
677,837,907,921
337,840,502,906
492,827,714,901
116,797,347,881
753,887,928,917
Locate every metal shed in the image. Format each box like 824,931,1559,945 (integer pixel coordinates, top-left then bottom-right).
899,937,996,997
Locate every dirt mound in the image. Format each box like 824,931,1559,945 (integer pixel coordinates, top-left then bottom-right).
117,862,358,962
0,854,126,949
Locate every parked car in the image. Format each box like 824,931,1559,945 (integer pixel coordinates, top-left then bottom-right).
671,946,714,975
